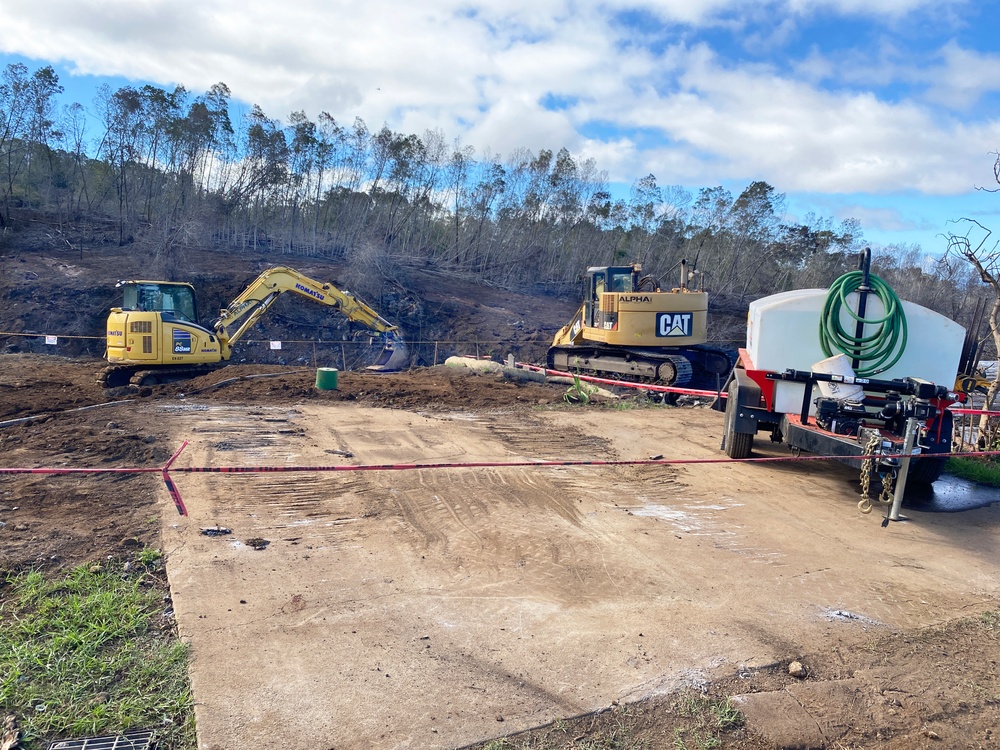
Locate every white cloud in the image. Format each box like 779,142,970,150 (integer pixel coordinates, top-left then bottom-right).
0,0,995,202
568,44,1000,194
923,42,1000,109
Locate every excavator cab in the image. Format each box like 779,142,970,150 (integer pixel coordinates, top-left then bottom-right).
584,266,638,328
121,281,200,324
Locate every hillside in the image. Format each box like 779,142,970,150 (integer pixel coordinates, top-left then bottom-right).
0,212,579,370
4,212,1000,750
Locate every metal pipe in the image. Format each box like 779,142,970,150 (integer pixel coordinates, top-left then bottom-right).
888,416,921,521
852,247,872,371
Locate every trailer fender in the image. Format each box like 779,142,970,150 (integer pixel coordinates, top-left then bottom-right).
730,367,765,434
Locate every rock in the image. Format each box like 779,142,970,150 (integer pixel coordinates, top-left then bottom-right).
444,356,502,373
501,366,546,383
788,660,807,678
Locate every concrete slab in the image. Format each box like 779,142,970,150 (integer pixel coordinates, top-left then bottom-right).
151,402,1000,749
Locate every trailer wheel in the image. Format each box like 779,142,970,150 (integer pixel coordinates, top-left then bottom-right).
908,410,953,485
723,379,754,459
907,456,946,485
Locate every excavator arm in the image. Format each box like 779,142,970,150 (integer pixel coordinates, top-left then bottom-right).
213,267,407,371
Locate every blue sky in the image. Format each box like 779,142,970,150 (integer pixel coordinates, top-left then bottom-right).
4,0,1000,255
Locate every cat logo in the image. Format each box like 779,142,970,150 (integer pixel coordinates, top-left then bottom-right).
656,312,693,337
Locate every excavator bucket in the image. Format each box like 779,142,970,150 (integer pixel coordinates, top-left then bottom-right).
367,335,409,372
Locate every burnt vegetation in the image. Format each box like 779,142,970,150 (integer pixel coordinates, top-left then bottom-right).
0,61,995,360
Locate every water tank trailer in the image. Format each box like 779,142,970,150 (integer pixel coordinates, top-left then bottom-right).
720,248,966,519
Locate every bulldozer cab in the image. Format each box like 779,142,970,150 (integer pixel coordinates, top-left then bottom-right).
119,281,199,324
584,266,637,327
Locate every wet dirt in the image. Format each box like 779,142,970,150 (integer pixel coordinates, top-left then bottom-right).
902,474,1000,513
3,354,1000,749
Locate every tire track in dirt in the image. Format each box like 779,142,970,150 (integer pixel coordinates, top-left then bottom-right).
160,403,375,548
151,399,1000,750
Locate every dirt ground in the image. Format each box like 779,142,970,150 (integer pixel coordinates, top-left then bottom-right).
0,355,565,571
3,354,1000,750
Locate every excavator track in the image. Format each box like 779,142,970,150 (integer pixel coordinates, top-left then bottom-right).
98,363,226,389
547,344,735,391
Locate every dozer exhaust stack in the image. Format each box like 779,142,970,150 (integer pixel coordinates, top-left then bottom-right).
367,333,409,372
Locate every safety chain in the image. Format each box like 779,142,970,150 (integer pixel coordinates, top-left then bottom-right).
858,434,897,514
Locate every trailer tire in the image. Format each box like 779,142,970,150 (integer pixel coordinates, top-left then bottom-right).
723,379,754,459
907,456,946,485
907,410,952,485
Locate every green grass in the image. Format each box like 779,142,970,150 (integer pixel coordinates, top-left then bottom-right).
979,609,1000,629
473,693,746,750
945,456,1000,488
0,553,195,749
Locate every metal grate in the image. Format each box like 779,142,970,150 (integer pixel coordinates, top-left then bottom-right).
129,321,153,334
47,728,156,750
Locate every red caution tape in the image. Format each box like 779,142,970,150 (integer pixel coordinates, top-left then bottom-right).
5,445,1000,520
162,441,189,516
0,467,162,475
515,362,726,398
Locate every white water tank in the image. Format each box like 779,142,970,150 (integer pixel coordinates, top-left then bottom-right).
747,288,965,414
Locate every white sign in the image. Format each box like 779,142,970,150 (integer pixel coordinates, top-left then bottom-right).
45,335,58,345
269,340,282,350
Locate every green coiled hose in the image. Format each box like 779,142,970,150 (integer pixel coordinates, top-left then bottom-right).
819,270,907,377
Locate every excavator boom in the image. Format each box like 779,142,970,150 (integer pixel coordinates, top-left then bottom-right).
212,267,407,371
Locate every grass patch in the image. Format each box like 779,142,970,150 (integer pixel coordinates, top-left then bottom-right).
0,553,194,749
945,456,1000,488
674,694,744,749
979,609,1000,629
470,692,751,750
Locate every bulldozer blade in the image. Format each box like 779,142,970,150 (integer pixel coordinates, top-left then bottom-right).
367,339,409,372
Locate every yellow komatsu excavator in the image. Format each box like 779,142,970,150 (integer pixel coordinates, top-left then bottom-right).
548,261,735,389
99,266,407,388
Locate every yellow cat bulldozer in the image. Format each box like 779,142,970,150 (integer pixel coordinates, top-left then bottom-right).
547,261,735,388
99,266,407,388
